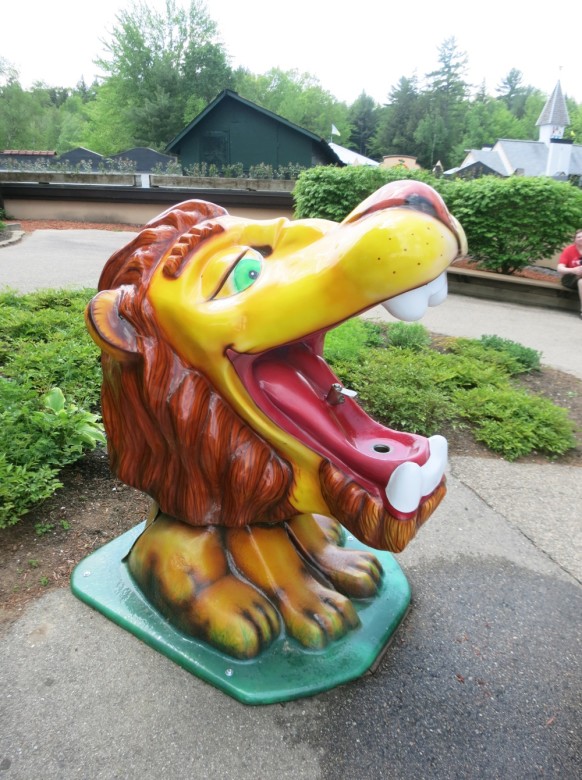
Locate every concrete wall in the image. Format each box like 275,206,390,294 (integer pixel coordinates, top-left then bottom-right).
3,198,293,224
0,180,295,225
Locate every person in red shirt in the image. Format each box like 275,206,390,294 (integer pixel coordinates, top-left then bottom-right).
557,229,582,317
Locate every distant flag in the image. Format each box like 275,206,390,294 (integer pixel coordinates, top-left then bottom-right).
331,124,341,136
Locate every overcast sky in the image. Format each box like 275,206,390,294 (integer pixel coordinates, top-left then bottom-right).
2,0,579,106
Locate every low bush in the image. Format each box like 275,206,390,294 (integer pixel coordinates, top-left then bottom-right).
0,289,577,529
387,322,432,351
454,387,575,460
0,289,104,527
324,321,576,460
293,165,438,221
477,335,541,373
323,318,385,363
442,176,582,274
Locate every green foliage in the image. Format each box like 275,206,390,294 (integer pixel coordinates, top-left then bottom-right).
248,162,273,179
370,76,424,161
330,348,456,436
442,176,582,273
445,336,541,376
86,0,234,153
386,322,431,351
0,289,104,528
35,522,54,536
293,165,438,221
233,67,350,140
324,321,576,460
323,319,385,363
347,92,380,158
0,288,103,408
454,387,575,460
477,335,541,372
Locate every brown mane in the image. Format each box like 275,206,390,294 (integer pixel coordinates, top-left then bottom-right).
97,201,295,527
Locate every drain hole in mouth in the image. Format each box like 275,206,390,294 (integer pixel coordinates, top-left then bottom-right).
373,444,391,453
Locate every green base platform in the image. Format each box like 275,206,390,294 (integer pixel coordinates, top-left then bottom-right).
71,522,411,705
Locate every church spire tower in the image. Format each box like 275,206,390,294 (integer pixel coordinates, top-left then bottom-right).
536,80,570,144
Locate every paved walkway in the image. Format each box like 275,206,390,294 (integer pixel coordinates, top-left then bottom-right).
0,231,580,779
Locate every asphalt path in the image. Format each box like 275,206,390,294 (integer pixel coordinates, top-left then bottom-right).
0,230,580,779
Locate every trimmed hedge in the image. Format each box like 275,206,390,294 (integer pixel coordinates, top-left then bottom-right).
293,166,582,274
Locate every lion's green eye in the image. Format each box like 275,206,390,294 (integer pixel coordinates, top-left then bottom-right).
214,249,264,299
232,255,262,292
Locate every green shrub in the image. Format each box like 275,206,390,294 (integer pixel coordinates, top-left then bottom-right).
0,383,105,527
324,319,385,363
0,289,105,527
329,349,455,436
386,322,431,351
478,335,541,373
442,176,582,274
293,165,439,221
454,387,575,460
248,162,273,179
0,288,102,408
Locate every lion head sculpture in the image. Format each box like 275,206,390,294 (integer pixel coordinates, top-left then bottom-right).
86,181,467,659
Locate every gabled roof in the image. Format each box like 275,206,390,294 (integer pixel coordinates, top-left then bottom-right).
494,139,550,176
108,147,176,172
57,147,104,161
462,148,507,175
451,80,581,178
329,142,378,167
445,160,503,179
166,89,342,164
452,138,582,178
536,80,570,127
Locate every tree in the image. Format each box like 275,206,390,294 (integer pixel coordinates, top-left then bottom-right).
0,81,61,151
234,67,349,139
496,69,534,119
370,76,424,160
88,0,233,152
415,38,471,168
454,93,522,163
346,92,379,157
0,57,19,87
56,95,91,153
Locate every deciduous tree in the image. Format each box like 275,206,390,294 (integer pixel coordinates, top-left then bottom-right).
87,0,233,153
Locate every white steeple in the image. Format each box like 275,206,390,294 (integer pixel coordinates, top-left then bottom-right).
536,81,570,144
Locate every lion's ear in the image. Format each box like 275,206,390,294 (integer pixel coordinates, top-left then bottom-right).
85,289,139,362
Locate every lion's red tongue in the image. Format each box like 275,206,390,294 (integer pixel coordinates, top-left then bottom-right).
244,342,429,497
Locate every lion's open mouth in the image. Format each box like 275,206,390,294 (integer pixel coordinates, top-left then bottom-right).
228,272,449,522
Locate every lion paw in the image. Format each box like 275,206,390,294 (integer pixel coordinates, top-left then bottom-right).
287,514,383,598
128,516,280,659
277,580,360,650
227,525,361,650
191,576,280,659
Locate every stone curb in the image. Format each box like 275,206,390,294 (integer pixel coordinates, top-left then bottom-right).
0,229,24,248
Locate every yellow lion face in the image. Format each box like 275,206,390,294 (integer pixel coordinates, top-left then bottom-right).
87,180,466,550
